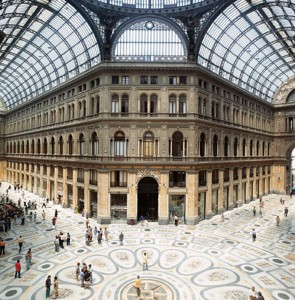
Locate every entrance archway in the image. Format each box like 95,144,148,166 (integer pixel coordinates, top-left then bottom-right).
137,177,158,221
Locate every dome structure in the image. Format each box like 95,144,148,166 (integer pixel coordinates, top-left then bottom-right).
0,0,295,109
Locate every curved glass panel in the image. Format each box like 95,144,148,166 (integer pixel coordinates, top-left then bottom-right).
0,0,101,110
113,19,187,62
198,0,295,102
97,0,204,9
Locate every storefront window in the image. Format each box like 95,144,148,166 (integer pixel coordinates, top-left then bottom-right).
198,192,206,220
111,194,127,221
169,195,185,223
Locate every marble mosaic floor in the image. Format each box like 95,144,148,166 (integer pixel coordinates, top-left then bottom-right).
0,183,294,300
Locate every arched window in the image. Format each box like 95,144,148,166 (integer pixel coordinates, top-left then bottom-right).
200,133,206,157
140,94,148,114
79,133,85,155
256,141,260,156
51,137,55,155
37,139,41,154
96,96,100,114
150,94,157,114
13,142,16,153
143,131,155,156
68,105,72,120
262,141,265,156
91,132,98,156
250,140,253,156
171,131,185,157
179,94,187,114
17,141,20,154
58,136,63,155
242,139,246,156
213,134,218,157
43,138,48,155
169,94,177,114
31,140,35,154
224,136,229,157
121,94,129,113
111,94,119,113
268,142,270,156
26,140,29,154
21,141,25,154
113,131,126,156
233,138,238,157
68,135,73,155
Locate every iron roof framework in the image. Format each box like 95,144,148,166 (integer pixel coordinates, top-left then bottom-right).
0,0,294,110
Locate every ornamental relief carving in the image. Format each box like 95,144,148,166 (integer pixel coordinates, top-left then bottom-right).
136,169,160,184
274,78,295,104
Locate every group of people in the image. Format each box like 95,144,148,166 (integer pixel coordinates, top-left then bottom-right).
249,286,265,300
45,275,58,299
54,232,70,252
76,262,93,288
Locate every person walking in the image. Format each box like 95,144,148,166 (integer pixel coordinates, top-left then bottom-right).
119,232,124,246
104,228,109,242
135,275,141,298
88,264,93,284
0,238,6,255
54,236,59,252
257,291,265,300
174,214,179,226
42,210,46,220
52,276,58,299
252,206,256,217
284,207,289,217
259,209,262,218
54,209,58,218
33,212,37,222
97,231,103,245
76,262,80,281
18,235,24,253
45,275,51,298
15,259,21,278
85,217,89,229
29,212,33,223
94,226,98,240
66,233,71,246
276,215,280,226
249,286,257,300
143,252,148,271
25,250,31,270
80,269,85,287
52,216,56,228
252,229,257,242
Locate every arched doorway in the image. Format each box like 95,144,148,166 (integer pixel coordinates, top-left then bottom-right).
137,177,158,221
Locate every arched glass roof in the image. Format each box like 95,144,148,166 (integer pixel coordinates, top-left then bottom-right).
0,0,101,110
198,0,295,102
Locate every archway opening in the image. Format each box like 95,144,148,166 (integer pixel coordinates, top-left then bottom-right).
137,177,158,221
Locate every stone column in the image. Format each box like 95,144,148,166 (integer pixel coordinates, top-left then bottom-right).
218,169,224,213
23,163,27,189
63,167,68,206
97,171,110,224
54,166,58,202
259,166,263,197
205,170,212,219
228,168,234,210
127,172,137,224
33,164,37,194
46,165,50,198
238,168,242,206
40,165,44,196
186,171,199,225
246,167,250,203
158,172,169,225
72,168,78,208
253,167,257,200
28,164,32,192
84,169,90,215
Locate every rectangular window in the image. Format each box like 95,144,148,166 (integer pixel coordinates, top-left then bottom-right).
122,76,129,84
169,171,186,187
111,194,127,220
179,76,187,85
112,76,119,84
199,170,207,186
169,76,177,85
110,171,127,187
212,169,219,184
77,168,84,183
224,168,230,182
233,167,239,180
140,76,148,84
151,76,158,84
89,169,97,185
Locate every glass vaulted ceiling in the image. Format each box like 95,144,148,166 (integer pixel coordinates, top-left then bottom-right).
198,0,295,102
0,0,101,110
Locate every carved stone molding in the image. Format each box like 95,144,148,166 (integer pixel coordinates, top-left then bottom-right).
136,169,160,184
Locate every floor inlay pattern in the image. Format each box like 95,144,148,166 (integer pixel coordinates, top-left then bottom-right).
0,182,294,299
